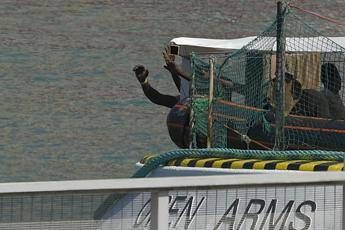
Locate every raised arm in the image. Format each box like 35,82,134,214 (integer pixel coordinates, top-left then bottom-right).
162,47,181,90
162,48,192,81
162,47,245,94
133,65,179,108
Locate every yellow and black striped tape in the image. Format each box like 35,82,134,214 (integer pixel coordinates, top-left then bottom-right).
140,156,344,171
139,154,156,164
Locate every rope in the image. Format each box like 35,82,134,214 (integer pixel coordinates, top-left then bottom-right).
133,148,345,178
224,124,272,150
288,3,345,28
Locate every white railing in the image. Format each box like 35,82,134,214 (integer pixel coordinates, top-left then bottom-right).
1,172,344,194
0,173,344,230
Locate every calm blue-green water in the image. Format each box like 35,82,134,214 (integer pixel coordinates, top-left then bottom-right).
0,0,343,181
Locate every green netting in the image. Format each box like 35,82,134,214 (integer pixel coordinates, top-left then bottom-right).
190,6,345,151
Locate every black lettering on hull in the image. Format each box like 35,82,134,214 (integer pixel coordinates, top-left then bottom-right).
236,199,265,230
289,200,316,230
213,199,239,230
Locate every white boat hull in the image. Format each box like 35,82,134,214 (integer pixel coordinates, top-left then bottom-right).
99,165,342,230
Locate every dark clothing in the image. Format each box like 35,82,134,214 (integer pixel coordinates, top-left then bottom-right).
141,71,183,108
139,71,191,148
322,89,345,120
320,63,345,120
141,83,179,108
166,100,191,148
290,89,330,118
170,72,181,91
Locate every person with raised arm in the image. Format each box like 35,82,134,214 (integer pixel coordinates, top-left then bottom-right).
133,47,192,148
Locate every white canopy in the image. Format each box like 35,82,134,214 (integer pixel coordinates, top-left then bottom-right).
170,36,345,57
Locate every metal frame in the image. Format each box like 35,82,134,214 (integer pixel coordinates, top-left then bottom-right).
275,1,286,150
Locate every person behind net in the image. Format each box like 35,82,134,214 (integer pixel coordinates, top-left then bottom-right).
133,47,192,148
288,72,331,118
320,63,345,120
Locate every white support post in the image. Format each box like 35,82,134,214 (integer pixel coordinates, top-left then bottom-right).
151,191,169,230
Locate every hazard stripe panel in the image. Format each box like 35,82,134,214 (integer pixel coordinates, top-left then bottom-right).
141,156,344,171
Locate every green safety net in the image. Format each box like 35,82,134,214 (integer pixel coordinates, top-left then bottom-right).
190,7,345,151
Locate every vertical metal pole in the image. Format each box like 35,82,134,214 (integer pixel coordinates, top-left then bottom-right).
274,1,286,150
151,191,169,230
207,57,215,148
189,55,196,149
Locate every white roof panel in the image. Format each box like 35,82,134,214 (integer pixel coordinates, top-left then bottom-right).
170,36,345,56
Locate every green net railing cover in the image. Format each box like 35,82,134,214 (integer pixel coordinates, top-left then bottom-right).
190,8,345,151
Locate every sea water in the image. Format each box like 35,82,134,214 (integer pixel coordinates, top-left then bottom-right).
0,0,342,181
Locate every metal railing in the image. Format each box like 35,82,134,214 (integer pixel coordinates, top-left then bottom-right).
0,172,344,229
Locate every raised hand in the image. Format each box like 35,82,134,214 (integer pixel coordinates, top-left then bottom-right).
133,65,149,83
162,46,177,73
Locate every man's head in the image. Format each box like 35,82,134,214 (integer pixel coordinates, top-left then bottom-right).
321,63,341,94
